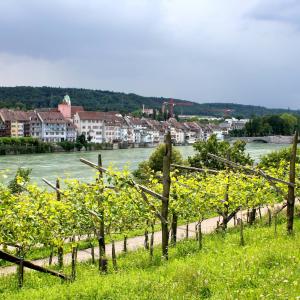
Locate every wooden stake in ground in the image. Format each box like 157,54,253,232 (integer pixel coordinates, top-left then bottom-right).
198,220,203,250
111,240,117,270
161,131,172,260
221,155,230,231
144,221,149,250
48,246,54,266
88,233,95,264
239,217,245,246
71,237,78,281
185,223,189,239
56,178,64,270
170,212,178,245
274,213,278,236
150,223,155,259
97,154,107,272
17,247,24,288
249,208,256,225
287,130,298,234
123,235,127,253
267,207,272,227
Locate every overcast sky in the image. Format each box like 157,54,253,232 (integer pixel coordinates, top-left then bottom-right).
0,0,299,109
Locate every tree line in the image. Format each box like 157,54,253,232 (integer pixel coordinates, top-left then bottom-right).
230,113,300,137
0,86,299,117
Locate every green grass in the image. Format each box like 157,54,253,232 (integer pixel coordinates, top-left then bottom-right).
0,217,299,299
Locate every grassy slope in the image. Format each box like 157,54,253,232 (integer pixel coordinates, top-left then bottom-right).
1,218,300,300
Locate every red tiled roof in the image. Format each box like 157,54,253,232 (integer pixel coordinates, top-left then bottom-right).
129,117,146,126
71,106,84,117
0,109,30,122
37,112,66,124
77,111,110,120
77,111,124,124
183,122,201,130
168,119,185,130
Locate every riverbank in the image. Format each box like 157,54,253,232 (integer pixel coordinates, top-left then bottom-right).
0,134,293,156
226,135,294,144
0,137,55,155
0,139,179,156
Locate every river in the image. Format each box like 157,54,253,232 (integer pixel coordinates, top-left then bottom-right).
0,143,289,185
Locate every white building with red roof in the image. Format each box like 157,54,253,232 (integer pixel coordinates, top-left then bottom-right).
74,111,128,143
34,111,76,142
0,109,31,137
74,111,105,143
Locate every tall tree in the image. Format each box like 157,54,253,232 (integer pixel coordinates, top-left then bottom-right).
188,135,253,170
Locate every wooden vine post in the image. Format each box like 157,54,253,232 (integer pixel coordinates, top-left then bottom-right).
123,235,127,253
144,221,149,250
56,178,64,271
150,223,155,258
17,247,24,288
219,153,231,231
287,130,298,234
170,213,178,245
198,220,203,250
239,217,245,246
97,154,107,272
161,131,171,260
71,236,78,281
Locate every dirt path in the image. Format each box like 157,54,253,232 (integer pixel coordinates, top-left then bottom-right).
0,206,272,276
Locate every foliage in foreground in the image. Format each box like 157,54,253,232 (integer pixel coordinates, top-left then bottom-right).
133,143,184,180
0,218,299,300
188,135,253,169
258,146,300,168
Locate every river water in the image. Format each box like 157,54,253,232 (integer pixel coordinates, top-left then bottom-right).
0,143,289,185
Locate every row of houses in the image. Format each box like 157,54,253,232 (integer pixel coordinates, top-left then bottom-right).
73,111,212,144
0,95,234,144
0,109,77,142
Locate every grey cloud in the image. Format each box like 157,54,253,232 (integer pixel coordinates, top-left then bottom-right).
248,0,300,29
0,0,299,109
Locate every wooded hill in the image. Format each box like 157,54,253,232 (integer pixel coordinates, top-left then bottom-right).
0,86,298,118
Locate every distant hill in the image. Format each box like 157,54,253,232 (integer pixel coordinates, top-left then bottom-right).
0,86,298,118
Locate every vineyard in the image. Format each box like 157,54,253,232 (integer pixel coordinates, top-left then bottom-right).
0,132,299,297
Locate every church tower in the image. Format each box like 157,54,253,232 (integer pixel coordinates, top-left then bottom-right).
58,94,72,119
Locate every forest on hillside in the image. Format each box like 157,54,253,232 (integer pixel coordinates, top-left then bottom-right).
0,86,299,118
